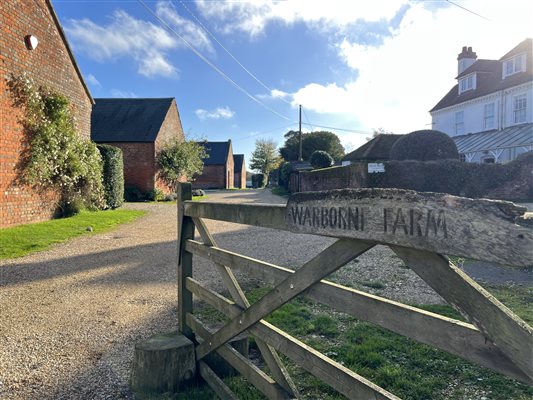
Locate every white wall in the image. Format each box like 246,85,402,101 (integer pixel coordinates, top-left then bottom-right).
431,82,532,137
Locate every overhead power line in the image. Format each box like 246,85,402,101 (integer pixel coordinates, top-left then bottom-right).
137,0,292,122
445,0,491,21
176,0,292,106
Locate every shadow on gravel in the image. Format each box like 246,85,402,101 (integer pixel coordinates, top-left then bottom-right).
0,241,177,288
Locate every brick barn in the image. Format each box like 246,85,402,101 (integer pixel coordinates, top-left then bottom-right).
0,0,93,228
233,154,246,189
91,98,185,194
193,141,234,189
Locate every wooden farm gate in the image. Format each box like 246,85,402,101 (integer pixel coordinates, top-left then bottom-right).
177,183,533,399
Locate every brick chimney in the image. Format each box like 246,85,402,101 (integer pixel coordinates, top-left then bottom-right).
457,46,477,75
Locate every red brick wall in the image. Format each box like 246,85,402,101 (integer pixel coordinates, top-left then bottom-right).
193,165,228,189
0,0,93,227
104,142,155,194
154,99,185,194
234,159,246,189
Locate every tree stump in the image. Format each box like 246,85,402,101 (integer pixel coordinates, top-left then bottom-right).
131,332,196,395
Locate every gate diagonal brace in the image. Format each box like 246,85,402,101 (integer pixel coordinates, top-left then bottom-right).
195,238,375,361
192,217,299,398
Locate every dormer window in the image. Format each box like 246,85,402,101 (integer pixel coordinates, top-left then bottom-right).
459,74,475,94
503,53,526,78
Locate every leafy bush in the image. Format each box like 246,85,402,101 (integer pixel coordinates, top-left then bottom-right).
279,162,293,188
146,188,165,201
389,130,459,161
252,173,267,188
157,139,207,189
124,186,144,202
8,73,105,214
97,145,124,209
310,150,334,169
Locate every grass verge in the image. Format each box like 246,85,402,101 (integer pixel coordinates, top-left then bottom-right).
176,284,532,400
0,209,145,260
271,187,290,197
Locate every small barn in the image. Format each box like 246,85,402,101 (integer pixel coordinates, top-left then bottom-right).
233,154,246,189
193,141,234,189
91,98,185,194
342,134,403,164
0,0,93,227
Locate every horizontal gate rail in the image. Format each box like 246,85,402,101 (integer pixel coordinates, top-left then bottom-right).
185,239,529,382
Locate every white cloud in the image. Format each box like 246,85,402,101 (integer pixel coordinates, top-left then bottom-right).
65,2,213,78
196,106,235,120
110,89,138,98
195,0,408,36
290,0,533,138
86,74,101,88
257,88,291,101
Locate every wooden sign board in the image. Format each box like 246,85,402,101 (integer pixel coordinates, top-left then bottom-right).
286,188,533,267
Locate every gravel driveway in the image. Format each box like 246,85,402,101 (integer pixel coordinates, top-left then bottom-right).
0,189,527,399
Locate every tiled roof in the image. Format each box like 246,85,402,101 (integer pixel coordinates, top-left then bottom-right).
200,141,231,165
91,98,174,142
453,123,533,154
233,154,244,170
431,39,533,112
342,134,403,162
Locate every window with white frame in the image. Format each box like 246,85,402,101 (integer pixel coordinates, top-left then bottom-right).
459,74,475,94
503,53,526,78
455,111,464,135
514,94,527,124
483,103,495,129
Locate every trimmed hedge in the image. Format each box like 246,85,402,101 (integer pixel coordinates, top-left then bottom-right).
390,130,460,161
252,173,267,188
97,144,124,208
367,153,530,198
310,150,334,169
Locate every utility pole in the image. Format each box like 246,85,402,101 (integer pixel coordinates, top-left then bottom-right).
298,104,303,161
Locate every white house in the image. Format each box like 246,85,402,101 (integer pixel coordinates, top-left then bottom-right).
430,39,533,163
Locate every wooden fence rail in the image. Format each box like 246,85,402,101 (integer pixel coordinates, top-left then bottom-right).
177,183,532,399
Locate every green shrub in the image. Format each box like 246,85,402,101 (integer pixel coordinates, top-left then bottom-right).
251,173,267,188
310,150,334,169
124,186,144,202
146,188,165,201
279,162,293,188
390,130,459,161
97,145,124,209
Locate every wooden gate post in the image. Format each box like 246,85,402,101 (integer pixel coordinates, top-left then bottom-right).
178,182,194,339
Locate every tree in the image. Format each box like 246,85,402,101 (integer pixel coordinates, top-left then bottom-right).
279,130,344,162
157,138,207,188
249,138,279,175
366,127,392,142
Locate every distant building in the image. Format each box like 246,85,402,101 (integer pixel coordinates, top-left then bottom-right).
430,39,533,163
341,134,403,165
91,98,185,194
0,0,93,227
233,154,246,189
193,140,234,189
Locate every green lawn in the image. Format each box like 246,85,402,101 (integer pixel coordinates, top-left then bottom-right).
175,284,532,400
0,209,145,260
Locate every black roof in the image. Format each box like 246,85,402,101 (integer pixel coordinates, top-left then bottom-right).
91,98,174,142
431,39,533,112
342,134,403,162
233,154,245,170
199,141,232,165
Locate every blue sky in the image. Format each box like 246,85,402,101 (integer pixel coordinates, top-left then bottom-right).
52,0,532,168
